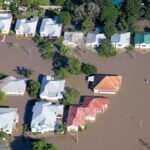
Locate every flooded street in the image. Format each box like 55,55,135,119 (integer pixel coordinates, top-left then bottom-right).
0,36,150,150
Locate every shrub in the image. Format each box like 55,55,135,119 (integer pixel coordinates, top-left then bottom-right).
98,40,117,57
27,80,40,98
81,63,97,75
62,88,80,106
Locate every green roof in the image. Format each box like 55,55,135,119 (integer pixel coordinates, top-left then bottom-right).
134,32,150,44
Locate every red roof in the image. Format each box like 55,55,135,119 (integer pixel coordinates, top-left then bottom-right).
83,97,109,112
67,105,85,127
84,107,96,118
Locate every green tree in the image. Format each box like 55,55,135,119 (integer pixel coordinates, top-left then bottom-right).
32,141,58,150
54,0,65,5
68,57,81,75
62,88,80,106
59,44,71,56
125,0,142,32
104,22,116,38
60,11,71,27
40,43,56,60
21,68,33,78
27,80,40,98
82,16,95,31
55,67,69,79
98,40,117,57
81,63,97,75
0,91,6,104
145,5,150,20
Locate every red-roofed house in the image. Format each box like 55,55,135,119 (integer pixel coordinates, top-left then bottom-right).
83,96,109,113
84,107,97,121
88,74,122,94
67,105,85,132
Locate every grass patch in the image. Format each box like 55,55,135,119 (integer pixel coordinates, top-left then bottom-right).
34,0,50,5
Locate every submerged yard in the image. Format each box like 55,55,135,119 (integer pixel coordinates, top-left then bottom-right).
0,35,150,150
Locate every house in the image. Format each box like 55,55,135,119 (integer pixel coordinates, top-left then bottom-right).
40,75,65,101
111,32,131,48
0,76,26,95
84,107,97,121
31,102,64,133
86,32,106,48
67,105,85,132
0,13,12,34
63,32,84,47
88,74,122,94
15,17,38,37
39,18,62,38
134,32,150,49
83,96,109,113
0,108,19,135
3,0,14,5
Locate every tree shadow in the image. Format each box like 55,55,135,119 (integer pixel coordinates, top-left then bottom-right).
144,27,150,32
10,136,39,150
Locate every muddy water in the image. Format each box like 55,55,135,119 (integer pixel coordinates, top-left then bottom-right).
1,36,150,150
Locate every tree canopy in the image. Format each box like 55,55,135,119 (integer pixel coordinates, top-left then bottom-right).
27,80,40,98
32,141,58,150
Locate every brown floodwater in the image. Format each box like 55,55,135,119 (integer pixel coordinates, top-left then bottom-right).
0,36,150,150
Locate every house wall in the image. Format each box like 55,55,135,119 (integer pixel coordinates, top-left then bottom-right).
85,116,96,121
135,43,150,49
67,126,78,132
112,43,130,48
94,89,116,94
63,41,77,47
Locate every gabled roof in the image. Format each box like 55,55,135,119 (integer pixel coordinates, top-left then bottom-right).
0,76,26,94
40,18,62,37
31,102,64,131
83,96,109,111
134,32,150,44
40,75,65,100
0,108,17,134
111,32,131,44
0,13,12,33
67,105,85,127
88,74,122,92
15,17,38,35
86,32,106,44
63,32,84,43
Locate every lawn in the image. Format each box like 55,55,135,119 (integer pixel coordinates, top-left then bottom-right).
34,0,50,5
0,0,3,9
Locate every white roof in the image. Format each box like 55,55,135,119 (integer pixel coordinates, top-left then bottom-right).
0,108,17,134
111,32,131,44
64,32,84,44
86,32,106,44
31,102,64,131
15,17,38,35
0,13,12,33
40,18,62,37
0,76,26,94
40,75,65,100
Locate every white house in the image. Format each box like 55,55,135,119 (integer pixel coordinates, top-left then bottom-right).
0,13,12,34
31,102,64,133
111,32,131,48
0,76,26,95
39,18,62,38
0,108,19,135
134,32,150,49
15,17,38,37
40,75,65,101
86,32,106,48
63,32,84,47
